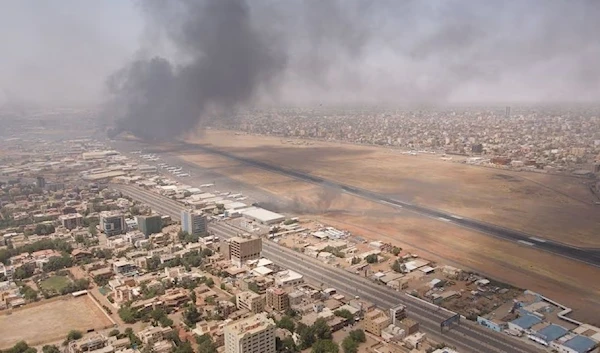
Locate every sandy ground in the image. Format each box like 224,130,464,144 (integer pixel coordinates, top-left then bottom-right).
186,130,600,247
161,130,600,323
0,295,113,349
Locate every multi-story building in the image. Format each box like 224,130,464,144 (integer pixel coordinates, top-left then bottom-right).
136,215,162,237
266,287,289,312
99,211,126,236
137,326,174,345
228,237,262,267
181,210,208,237
67,334,109,353
236,291,265,314
364,309,391,337
224,313,276,353
60,213,83,230
389,304,407,326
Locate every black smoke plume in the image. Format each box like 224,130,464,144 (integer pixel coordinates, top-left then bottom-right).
105,0,287,140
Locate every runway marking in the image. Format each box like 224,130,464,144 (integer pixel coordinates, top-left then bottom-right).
381,200,402,208
450,214,463,220
438,217,451,222
529,237,546,243
518,240,535,246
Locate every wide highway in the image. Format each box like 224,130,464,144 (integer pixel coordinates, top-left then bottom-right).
113,184,544,353
171,142,600,268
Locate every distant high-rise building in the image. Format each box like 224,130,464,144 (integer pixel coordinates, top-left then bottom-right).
471,143,483,154
137,215,163,237
60,213,83,230
505,106,511,119
36,176,46,188
224,313,275,353
99,211,126,236
181,210,208,236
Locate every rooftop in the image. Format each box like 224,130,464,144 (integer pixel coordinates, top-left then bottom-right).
510,314,542,329
562,335,597,353
536,324,568,342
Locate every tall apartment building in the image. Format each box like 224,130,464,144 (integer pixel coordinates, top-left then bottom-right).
60,213,83,230
137,215,163,237
99,211,126,236
181,210,208,236
229,237,262,267
266,287,290,312
364,309,391,337
389,304,407,326
224,313,276,353
236,291,265,314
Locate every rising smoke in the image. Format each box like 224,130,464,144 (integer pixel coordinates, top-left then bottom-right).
103,0,600,140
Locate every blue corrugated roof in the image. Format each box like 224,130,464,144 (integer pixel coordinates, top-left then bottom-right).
563,335,596,353
536,324,568,342
510,314,542,329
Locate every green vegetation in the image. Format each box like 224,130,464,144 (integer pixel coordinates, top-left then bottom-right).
21,285,38,301
41,346,60,353
196,334,217,353
365,254,378,264
0,238,73,265
391,259,403,273
1,341,37,353
333,309,354,321
65,330,83,344
297,318,332,350
311,339,338,353
340,330,365,353
283,219,298,225
348,329,366,343
39,275,71,293
323,246,345,258
183,305,202,327
350,257,361,265
34,224,55,235
276,337,298,352
390,246,402,256
276,315,295,332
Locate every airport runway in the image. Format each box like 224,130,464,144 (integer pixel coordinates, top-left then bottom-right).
112,184,544,353
172,142,600,268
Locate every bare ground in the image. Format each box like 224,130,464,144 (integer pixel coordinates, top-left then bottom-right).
0,295,113,349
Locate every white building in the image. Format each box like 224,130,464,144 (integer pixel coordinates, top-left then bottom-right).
274,270,304,287
181,210,208,236
224,313,276,353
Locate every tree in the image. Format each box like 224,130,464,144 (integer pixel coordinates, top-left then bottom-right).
341,337,358,353
13,263,35,280
333,309,353,321
391,259,403,273
205,278,214,287
42,345,60,353
183,306,202,327
247,282,259,293
66,330,83,342
108,329,120,337
277,315,295,333
296,322,315,349
5,341,36,353
21,285,38,301
172,341,194,353
311,340,338,353
348,330,366,343
118,306,138,324
43,255,73,272
312,318,332,340
351,257,361,265
196,335,217,353
276,337,298,353
365,254,378,264
390,246,402,256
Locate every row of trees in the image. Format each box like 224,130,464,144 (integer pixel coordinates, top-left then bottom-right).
0,238,72,265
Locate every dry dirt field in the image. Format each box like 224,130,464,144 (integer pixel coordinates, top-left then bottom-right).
0,295,113,349
166,130,600,323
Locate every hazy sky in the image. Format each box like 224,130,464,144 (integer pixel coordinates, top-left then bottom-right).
2,0,600,108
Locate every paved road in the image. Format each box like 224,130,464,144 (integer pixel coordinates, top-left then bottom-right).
112,184,544,353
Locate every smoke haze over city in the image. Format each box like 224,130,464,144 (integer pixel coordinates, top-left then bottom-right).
2,0,600,134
